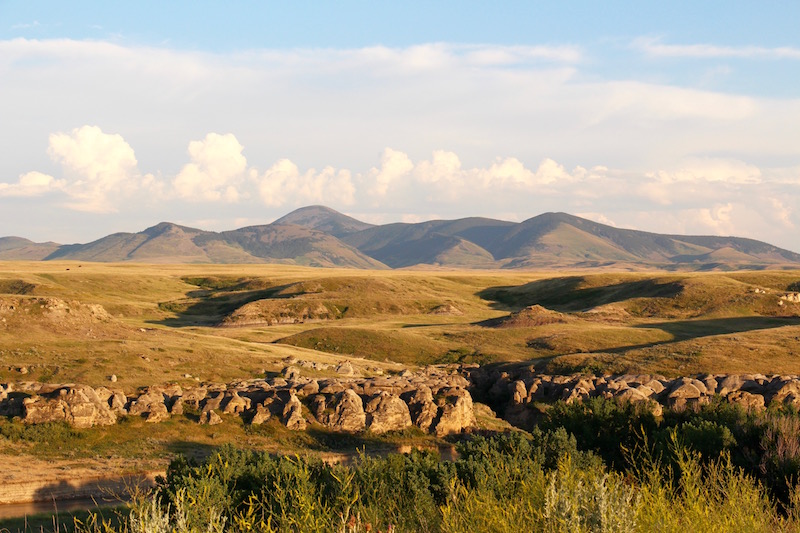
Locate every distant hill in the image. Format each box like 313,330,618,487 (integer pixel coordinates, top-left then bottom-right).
2,206,799,270
37,219,386,268
273,205,374,238
0,237,61,261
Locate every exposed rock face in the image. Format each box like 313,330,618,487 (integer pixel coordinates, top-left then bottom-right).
327,389,366,432
282,394,306,430
199,409,222,425
467,367,800,430
433,388,476,437
222,391,251,414
250,404,271,425
1,365,477,437
22,385,117,428
128,388,170,423
364,392,412,433
403,386,439,432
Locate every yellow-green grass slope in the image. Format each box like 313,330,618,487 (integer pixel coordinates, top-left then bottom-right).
2,262,800,389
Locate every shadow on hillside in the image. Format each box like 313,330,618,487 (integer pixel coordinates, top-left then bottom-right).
606,316,800,353
18,472,155,523
149,283,301,327
164,440,221,461
477,276,683,312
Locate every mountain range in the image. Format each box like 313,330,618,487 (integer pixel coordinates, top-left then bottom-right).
2,205,799,270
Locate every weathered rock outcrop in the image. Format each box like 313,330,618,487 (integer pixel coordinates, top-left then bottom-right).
282,394,306,431
21,385,117,428
9,365,800,437
364,392,412,434
467,366,800,430
0,364,478,436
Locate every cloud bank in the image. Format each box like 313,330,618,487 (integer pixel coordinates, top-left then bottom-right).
3,126,798,251
0,39,798,250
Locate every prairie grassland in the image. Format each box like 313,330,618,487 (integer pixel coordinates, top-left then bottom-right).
2,262,800,390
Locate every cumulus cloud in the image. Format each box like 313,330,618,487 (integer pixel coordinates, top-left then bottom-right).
255,159,355,207
0,171,65,197
366,148,414,197
648,158,763,184
0,125,151,212
173,133,247,202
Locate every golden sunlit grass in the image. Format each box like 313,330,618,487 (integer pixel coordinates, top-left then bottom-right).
1,261,800,389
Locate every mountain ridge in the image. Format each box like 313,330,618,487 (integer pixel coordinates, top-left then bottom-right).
2,206,799,270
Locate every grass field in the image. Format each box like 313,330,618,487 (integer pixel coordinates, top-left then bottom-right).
3,261,800,528
2,262,800,390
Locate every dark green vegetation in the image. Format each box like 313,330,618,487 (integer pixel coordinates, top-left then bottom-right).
2,206,799,269
47,401,800,532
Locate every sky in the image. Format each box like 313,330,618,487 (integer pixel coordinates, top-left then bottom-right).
1,1,799,251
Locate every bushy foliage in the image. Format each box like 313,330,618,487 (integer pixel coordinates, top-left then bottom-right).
542,396,800,507
70,426,800,533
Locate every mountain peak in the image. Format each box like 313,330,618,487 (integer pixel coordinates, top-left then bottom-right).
142,222,203,238
274,205,374,238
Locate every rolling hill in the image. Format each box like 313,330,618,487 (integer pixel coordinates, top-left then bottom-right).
0,236,61,260
36,219,386,268
2,206,799,270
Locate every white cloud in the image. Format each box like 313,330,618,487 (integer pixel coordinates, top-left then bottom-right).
648,158,763,184
576,212,619,227
414,150,463,185
696,203,735,234
366,148,414,197
256,159,355,207
47,125,145,212
173,133,247,202
636,38,800,60
0,171,65,197
0,125,161,212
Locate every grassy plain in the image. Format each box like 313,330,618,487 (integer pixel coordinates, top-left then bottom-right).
3,261,800,529
2,261,800,390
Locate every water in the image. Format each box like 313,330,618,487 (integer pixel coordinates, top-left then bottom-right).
0,495,123,520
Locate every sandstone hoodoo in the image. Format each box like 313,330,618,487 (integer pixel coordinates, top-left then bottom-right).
469,366,800,430
3,365,478,437
7,364,800,438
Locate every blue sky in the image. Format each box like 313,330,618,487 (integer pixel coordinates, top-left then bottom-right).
1,1,799,250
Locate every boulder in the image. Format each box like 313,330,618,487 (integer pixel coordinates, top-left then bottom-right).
364,392,412,434
282,394,307,430
327,389,365,432
222,391,251,415
170,396,184,415
770,381,800,406
336,361,355,376
615,387,650,403
202,391,225,412
109,392,127,413
250,404,271,425
727,391,766,412
433,388,476,437
22,385,117,428
717,375,745,396
296,379,319,398
403,386,438,432
511,380,527,404
282,366,301,380
181,387,208,409
199,409,222,425
128,388,170,422
309,395,328,423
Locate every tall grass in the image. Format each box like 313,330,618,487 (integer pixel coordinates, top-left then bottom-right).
71,430,800,533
